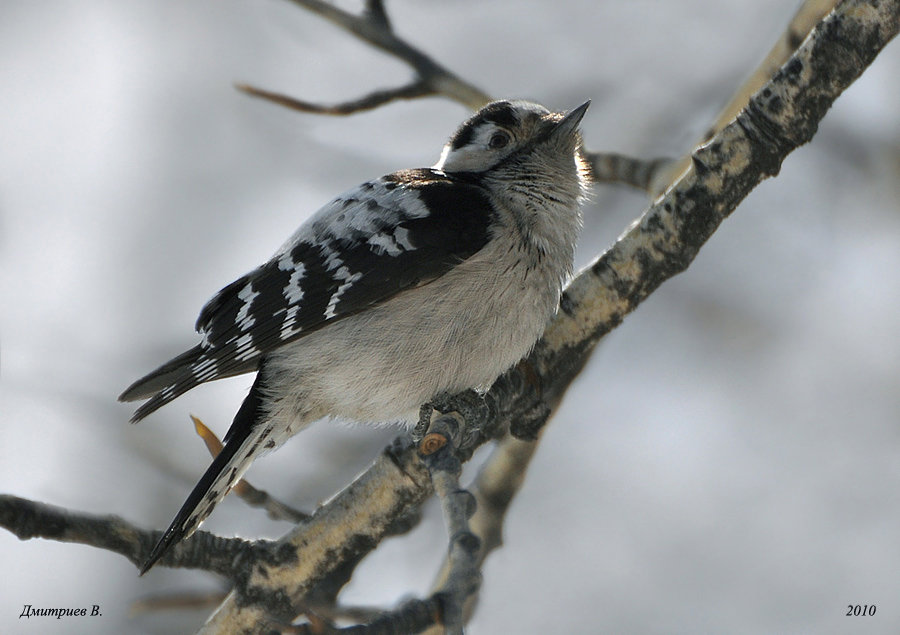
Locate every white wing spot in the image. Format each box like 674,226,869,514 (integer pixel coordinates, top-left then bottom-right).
284,262,306,304
320,243,345,272
393,226,415,250
234,334,258,362
324,267,363,320
192,357,218,381
236,283,260,330
366,225,417,256
277,253,295,271
367,231,403,256
280,306,303,339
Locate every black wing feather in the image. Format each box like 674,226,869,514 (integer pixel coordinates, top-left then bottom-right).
121,169,494,420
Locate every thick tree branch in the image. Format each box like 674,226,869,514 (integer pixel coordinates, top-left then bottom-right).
195,438,434,633
653,0,843,193
279,416,486,635
703,0,842,145
531,0,900,393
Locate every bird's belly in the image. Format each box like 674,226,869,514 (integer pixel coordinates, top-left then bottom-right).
264,254,562,427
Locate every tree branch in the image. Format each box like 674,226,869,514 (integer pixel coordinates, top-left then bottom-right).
236,81,435,116
586,152,677,192
0,494,247,578
195,438,434,633
653,0,843,194
242,0,673,194
421,434,540,635
529,0,900,398
419,415,481,635
703,0,842,145
240,0,491,112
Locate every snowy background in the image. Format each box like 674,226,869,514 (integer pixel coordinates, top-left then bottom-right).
2,1,900,633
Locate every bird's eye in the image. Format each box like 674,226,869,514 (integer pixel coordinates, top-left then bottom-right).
488,131,510,149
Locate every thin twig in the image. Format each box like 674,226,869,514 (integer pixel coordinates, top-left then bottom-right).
419,414,481,635
586,152,677,191
0,494,249,578
130,591,228,615
247,0,674,193
240,0,490,112
236,81,435,116
422,433,540,634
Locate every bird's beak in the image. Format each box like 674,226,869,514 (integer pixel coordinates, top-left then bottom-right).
552,100,591,138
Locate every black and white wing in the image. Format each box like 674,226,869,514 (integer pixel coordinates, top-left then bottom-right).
120,169,495,421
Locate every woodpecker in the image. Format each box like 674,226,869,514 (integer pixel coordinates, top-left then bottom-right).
121,99,591,573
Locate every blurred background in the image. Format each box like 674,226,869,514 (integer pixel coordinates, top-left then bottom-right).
2,1,899,633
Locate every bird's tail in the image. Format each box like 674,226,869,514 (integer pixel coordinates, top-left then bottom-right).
141,375,269,574
119,345,207,422
120,345,258,423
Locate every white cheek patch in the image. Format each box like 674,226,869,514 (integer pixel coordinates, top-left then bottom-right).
435,126,515,173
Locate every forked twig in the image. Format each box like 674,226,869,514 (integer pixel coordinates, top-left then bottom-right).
240,0,490,113
241,0,675,193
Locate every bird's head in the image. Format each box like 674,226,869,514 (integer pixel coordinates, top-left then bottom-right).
434,99,590,176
